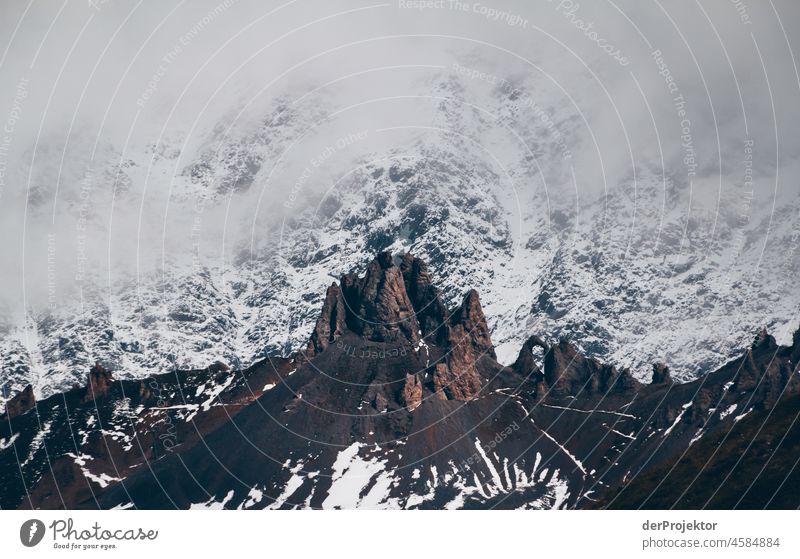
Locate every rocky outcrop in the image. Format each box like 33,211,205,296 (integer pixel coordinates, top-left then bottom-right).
432,362,482,401
752,327,777,350
302,252,494,402
510,335,548,398
544,339,641,399
5,384,35,419
340,252,421,345
83,362,113,402
433,290,495,401
450,289,496,360
745,328,800,409
512,335,548,376
734,328,782,393
208,361,231,374
399,254,449,345
305,284,347,357
651,363,672,384
401,373,423,411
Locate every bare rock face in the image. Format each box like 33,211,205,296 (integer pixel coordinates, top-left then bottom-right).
728,328,784,394
651,362,673,384
5,384,35,419
752,327,777,350
340,252,421,345
208,361,231,374
450,289,496,360
399,254,449,345
512,335,548,376
429,289,495,401
401,373,423,411
305,283,347,357
544,340,641,399
372,392,389,412
511,335,548,398
301,252,495,403
744,329,800,409
432,363,449,400
432,362,482,401
83,362,113,402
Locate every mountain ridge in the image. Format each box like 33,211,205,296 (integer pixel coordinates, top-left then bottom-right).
2,252,798,510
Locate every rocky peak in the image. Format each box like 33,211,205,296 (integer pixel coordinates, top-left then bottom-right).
512,335,548,376
5,384,35,419
301,252,499,402
399,253,449,345
509,335,549,399
651,362,673,384
450,289,496,360
431,290,496,402
752,327,777,349
734,327,800,401
544,339,641,398
306,252,498,362
340,251,421,345
84,362,113,402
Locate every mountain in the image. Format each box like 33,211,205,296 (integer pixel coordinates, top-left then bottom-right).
2,252,798,509
2,71,798,415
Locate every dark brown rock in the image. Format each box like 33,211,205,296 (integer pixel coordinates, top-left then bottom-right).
544,339,641,398
340,252,421,345
512,335,548,376
6,384,35,419
399,254,450,345
84,362,113,402
651,362,673,384
450,289,496,360
752,327,777,349
428,289,495,401
305,283,347,357
432,362,482,401
401,373,423,411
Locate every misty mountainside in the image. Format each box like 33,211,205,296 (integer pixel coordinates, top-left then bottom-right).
1,70,798,414
2,252,799,510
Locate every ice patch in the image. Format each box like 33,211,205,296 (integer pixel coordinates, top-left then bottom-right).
190,489,235,510
322,443,400,509
719,404,738,420
0,433,19,451
65,453,122,488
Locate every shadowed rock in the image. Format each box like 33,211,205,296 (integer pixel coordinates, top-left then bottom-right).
5,385,35,419
305,283,347,357
83,362,113,403
340,252,421,345
544,339,641,399
651,363,672,385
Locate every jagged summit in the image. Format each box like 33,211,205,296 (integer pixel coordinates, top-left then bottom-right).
307,251,494,352
339,251,423,345
303,251,496,402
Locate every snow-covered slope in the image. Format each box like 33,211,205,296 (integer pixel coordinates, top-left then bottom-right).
1,68,798,410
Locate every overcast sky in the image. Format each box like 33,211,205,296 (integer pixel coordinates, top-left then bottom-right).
1,0,799,318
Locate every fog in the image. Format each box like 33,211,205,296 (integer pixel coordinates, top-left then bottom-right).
1,0,799,320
